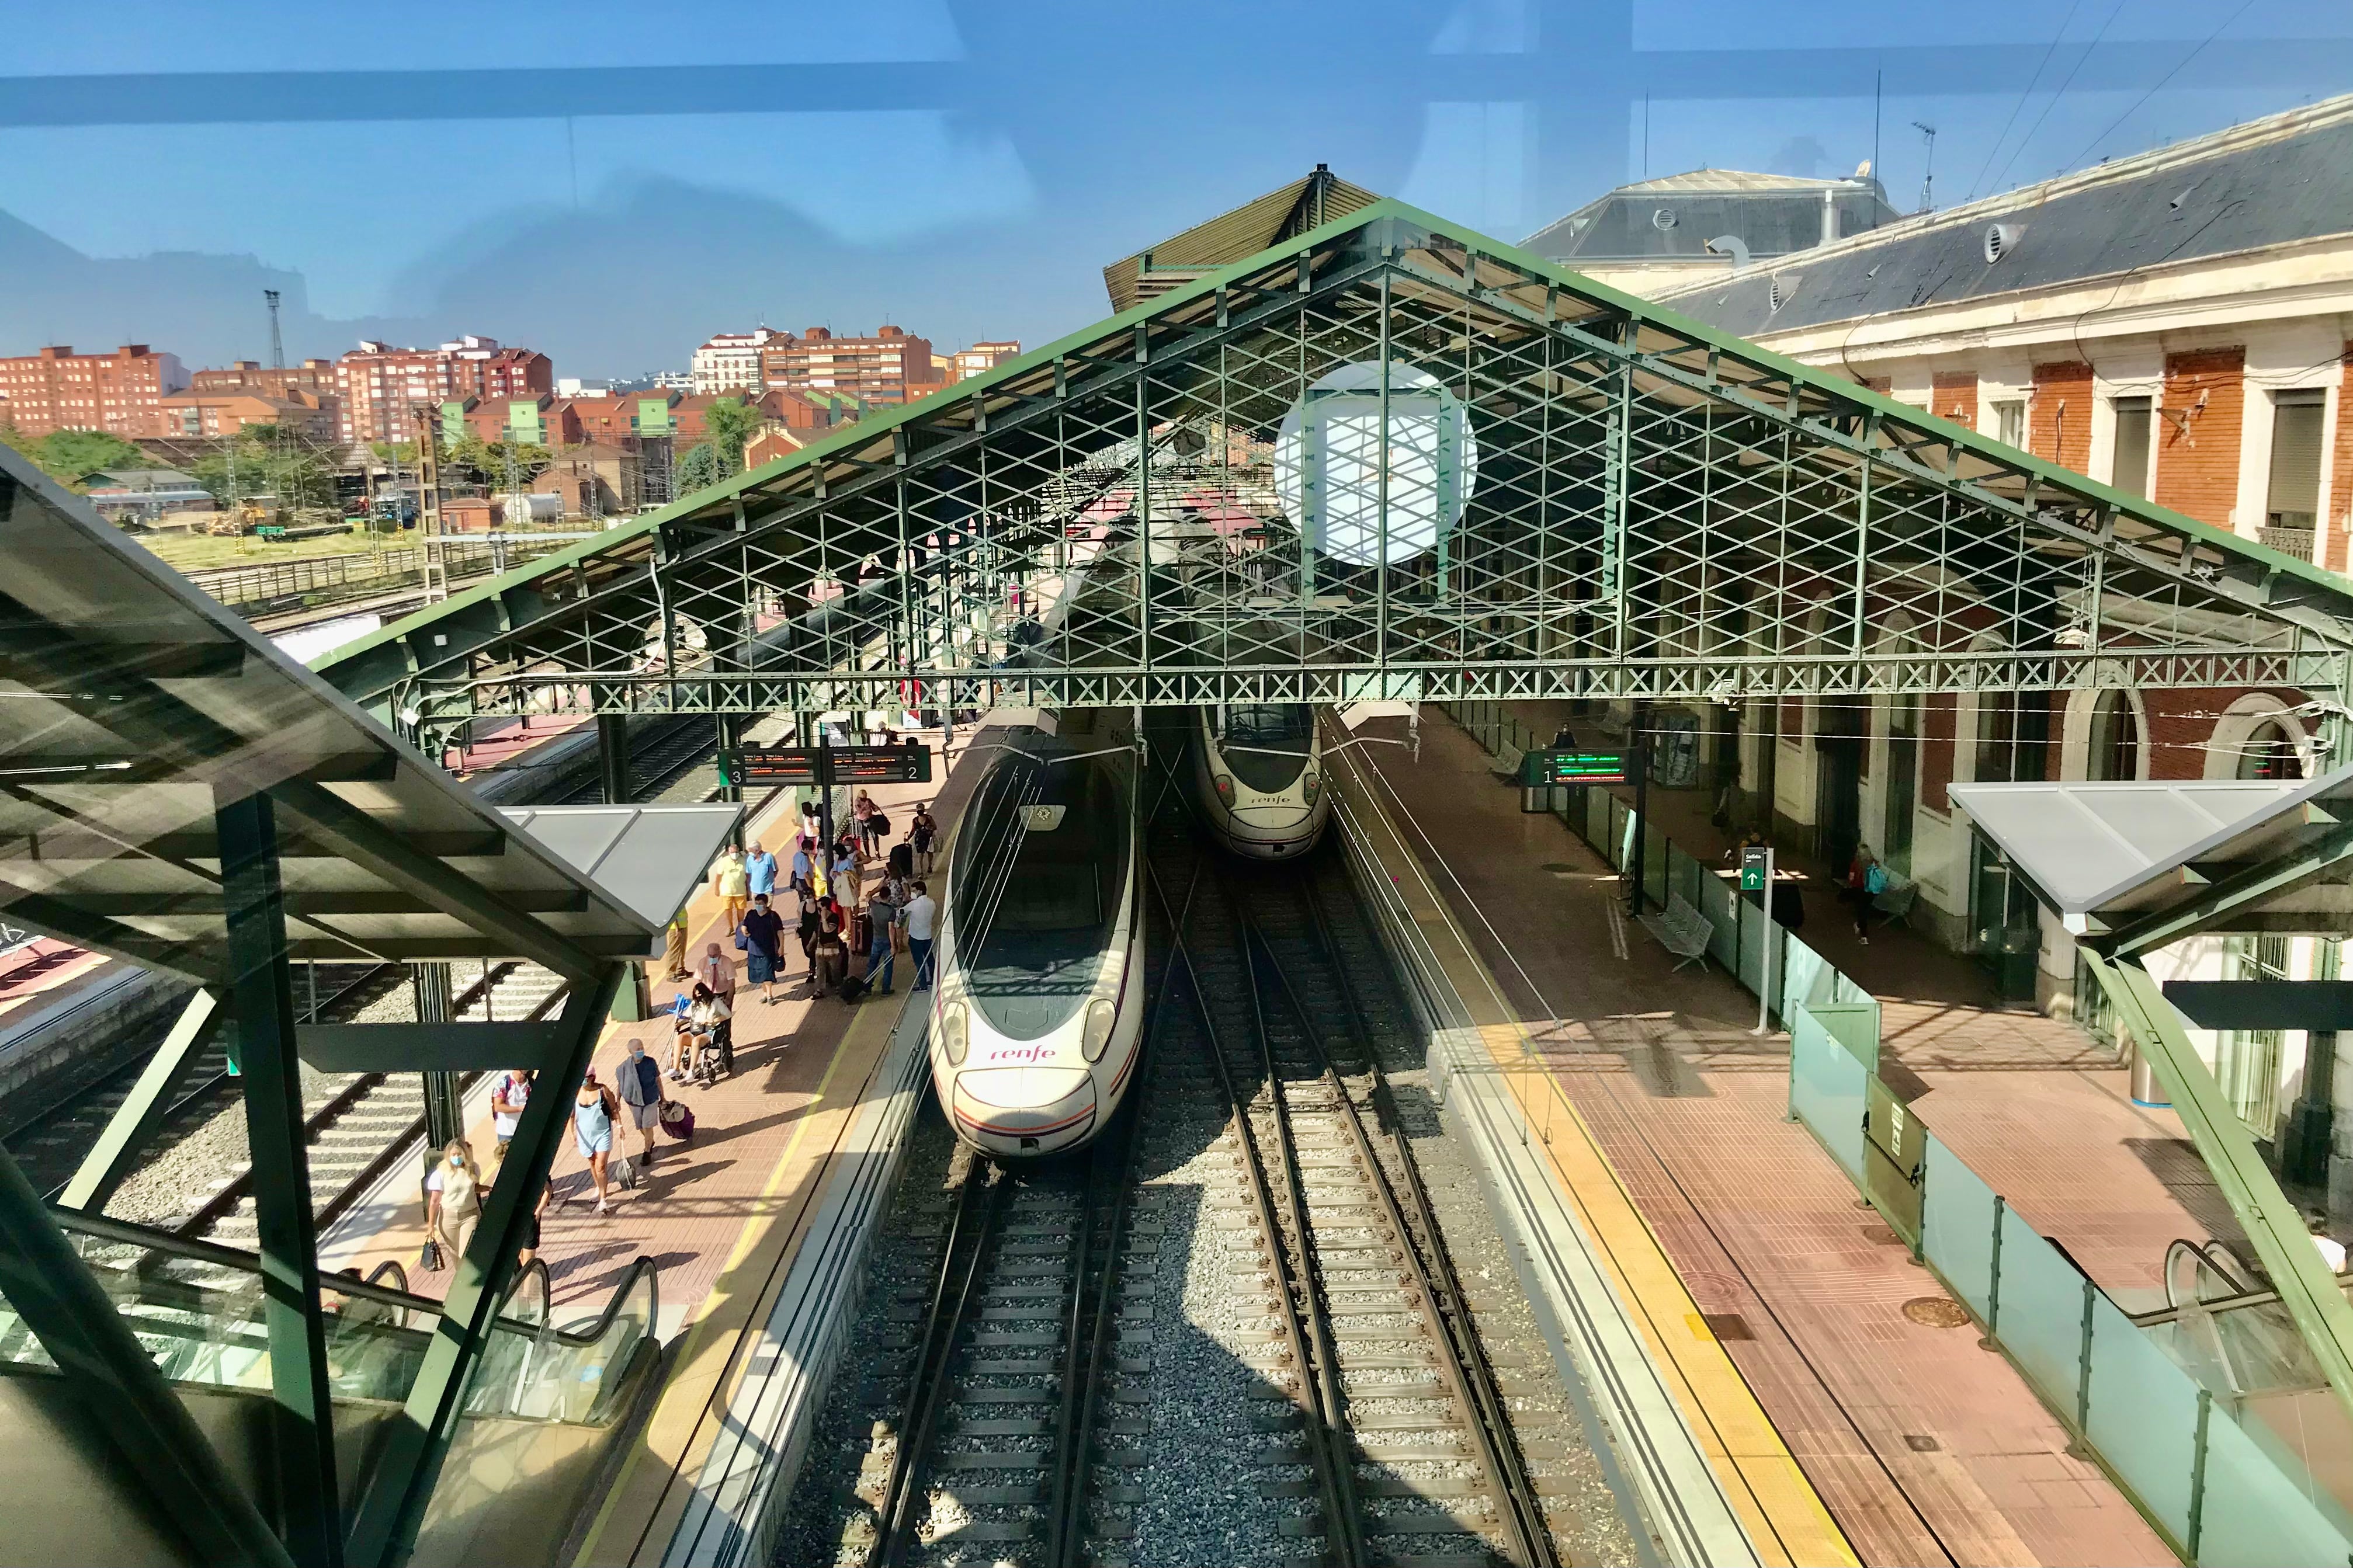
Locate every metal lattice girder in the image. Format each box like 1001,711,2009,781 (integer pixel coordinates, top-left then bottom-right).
311,201,2353,740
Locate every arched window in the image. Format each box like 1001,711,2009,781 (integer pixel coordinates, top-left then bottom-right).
2087,691,2139,781
2236,719,2305,781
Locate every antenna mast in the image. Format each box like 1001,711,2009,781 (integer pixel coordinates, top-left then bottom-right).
263,288,284,370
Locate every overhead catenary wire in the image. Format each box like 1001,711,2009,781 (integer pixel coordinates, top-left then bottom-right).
1965,0,2088,204
2059,0,2264,178
1985,0,2128,194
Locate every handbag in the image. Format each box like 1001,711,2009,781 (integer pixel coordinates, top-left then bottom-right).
419,1238,445,1273
733,930,748,951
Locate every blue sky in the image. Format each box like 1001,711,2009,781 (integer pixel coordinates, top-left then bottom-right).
5,1,2350,378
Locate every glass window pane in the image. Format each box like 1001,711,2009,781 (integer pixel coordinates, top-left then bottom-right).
1921,1135,1998,1320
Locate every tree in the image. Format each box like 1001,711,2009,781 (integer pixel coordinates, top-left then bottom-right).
675,441,721,493
703,397,763,479
0,425,150,488
190,422,339,516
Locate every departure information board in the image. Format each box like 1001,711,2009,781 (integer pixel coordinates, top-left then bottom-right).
1518,749,1627,786
728,743,933,785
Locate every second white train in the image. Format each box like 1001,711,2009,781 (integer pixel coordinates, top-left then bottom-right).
1191,702,1329,859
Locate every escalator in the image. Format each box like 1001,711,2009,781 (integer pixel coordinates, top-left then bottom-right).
0,1209,660,1567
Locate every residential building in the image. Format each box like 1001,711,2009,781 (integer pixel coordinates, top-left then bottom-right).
332,336,554,446
158,388,338,441
1609,95,2353,1110
944,340,1022,384
0,345,188,438
690,329,784,395
459,395,581,449
190,359,337,399
81,467,213,526
758,325,943,406
1521,168,1899,295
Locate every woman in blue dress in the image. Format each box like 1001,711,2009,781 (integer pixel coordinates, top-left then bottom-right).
574,1069,621,1215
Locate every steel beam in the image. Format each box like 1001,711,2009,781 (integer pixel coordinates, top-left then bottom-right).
58,986,225,1212
296,1020,567,1072
266,777,599,980
215,787,342,1568
2083,950,2353,1433
342,964,626,1568
0,1143,296,1568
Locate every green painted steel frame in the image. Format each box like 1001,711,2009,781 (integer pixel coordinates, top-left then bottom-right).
217,788,343,1567
2080,948,2353,1434
58,985,224,1212
307,200,2353,744
342,962,626,1568
0,1141,297,1568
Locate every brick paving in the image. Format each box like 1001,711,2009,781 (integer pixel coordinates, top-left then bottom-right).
334,729,987,1337
1360,707,2180,1566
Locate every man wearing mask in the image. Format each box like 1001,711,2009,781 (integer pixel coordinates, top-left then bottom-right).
615,1038,667,1169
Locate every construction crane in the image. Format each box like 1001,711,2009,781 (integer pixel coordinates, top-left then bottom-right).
264,288,284,370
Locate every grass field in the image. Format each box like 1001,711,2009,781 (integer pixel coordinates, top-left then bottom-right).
133,525,385,574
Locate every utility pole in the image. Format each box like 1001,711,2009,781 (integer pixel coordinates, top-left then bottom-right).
1913,121,1938,212
413,405,448,602
263,289,284,371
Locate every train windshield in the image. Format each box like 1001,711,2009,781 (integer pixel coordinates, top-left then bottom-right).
949,743,1132,1039
1217,704,1315,793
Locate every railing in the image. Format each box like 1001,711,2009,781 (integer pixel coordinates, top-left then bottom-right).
1436,698,2353,1566
183,536,568,610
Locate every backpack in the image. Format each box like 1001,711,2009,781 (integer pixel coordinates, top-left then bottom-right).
1865,863,1890,895
868,812,891,838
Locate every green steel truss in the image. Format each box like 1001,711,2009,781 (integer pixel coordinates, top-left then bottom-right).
314,202,2353,746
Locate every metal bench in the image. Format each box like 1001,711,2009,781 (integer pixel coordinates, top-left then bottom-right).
1871,876,1918,927
1637,891,1715,971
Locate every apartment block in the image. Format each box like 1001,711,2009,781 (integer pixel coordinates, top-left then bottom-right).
943,340,1022,383
0,345,189,438
690,329,784,395
758,325,943,406
190,359,337,399
157,389,338,441
333,336,554,446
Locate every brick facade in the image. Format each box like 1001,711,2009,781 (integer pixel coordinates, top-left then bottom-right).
0,344,188,438
2153,347,2246,530
2331,343,2353,571
1931,371,1977,429
1922,693,1956,811
2029,361,2094,472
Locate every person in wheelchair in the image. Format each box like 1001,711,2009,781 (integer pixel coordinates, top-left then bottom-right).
675,982,733,1086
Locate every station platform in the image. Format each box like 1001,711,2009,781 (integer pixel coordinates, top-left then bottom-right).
318,727,992,1566
1342,704,2192,1565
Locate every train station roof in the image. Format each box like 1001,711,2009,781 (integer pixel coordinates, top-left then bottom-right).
0,447,733,982
1951,768,2353,951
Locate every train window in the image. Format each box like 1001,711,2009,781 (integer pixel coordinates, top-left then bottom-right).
1226,705,1313,746
994,865,1103,930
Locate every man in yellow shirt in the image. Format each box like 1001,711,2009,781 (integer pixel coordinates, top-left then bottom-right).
710,847,749,935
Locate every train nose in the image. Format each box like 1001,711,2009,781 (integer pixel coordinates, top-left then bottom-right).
950,1066,1098,1153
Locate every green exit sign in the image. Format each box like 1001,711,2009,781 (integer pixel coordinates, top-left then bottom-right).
1521,749,1626,786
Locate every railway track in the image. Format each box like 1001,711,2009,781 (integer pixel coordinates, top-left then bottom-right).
785,796,1597,1567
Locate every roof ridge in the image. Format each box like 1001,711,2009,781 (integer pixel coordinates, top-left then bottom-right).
1651,90,2353,301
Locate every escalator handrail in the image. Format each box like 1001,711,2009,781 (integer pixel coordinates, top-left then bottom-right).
545,1254,660,1351
2133,1260,2353,1328
56,1205,549,1338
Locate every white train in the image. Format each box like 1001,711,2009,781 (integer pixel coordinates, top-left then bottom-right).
928,710,1144,1158
1191,703,1329,860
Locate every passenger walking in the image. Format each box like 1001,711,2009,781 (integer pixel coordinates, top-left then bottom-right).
515,1178,550,1270
813,902,849,997
789,838,814,901
863,886,899,995
744,840,779,907
615,1038,665,1169
423,1138,483,1267
797,893,822,981
661,906,692,983
573,1071,621,1215
697,940,737,1010
910,804,938,874
905,880,938,989
832,836,863,906
1844,845,1883,945
711,846,749,935
740,892,786,1004
489,1069,533,1163
852,789,876,847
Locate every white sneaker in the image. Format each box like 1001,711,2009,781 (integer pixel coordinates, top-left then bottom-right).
595,1200,610,1216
